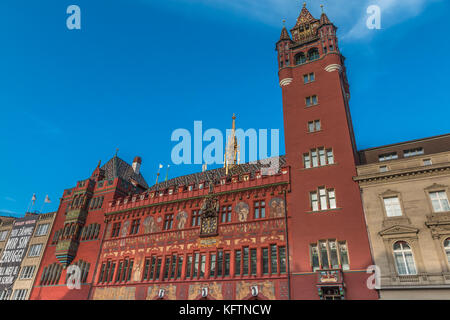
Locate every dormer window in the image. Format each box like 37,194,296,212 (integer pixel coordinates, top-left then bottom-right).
404,147,424,158
188,185,193,191
379,152,398,162
168,189,173,195
199,183,204,190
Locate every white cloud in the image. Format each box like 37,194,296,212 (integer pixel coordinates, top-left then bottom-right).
156,0,441,41
0,209,18,215
4,196,16,202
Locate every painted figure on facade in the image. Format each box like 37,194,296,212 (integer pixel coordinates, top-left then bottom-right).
269,198,285,218
176,211,188,229
143,216,159,233
235,202,249,222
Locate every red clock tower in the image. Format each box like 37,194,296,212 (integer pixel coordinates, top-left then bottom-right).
277,4,378,299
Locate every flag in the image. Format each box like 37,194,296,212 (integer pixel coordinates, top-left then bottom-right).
44,195,51,203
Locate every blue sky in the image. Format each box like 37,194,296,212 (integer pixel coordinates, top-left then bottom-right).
0,0,448,217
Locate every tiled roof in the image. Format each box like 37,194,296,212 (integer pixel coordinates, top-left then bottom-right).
148,155,286,191
101,156,149,189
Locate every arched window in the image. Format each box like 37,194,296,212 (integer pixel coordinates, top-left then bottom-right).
444,238,450,264
393,241,417,275
308,48,320,61
295,53,306,65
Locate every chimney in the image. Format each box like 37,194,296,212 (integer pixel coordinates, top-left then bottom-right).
132,156,142,175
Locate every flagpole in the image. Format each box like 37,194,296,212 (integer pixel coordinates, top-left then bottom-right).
165,165,170,182
156,164,163,184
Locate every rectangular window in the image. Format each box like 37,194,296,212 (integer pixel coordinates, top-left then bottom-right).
423,159,432,166
311,150,318,167
404,147,424,158
221,205,232,223
310,244,320,271
149,257,156,280
308,120,321,132
279,246,287,274
12,289,27,300
383,196,403,217
170,254,177,279
379,152,398,162
20,265,36,280
35,223,50,236
234,250,241,276
254,201,265,219
310,240,350,271
186,255,193,279
319,187,328,210
305,95,318,107
0,230,9,241
319,148,326,166
379,165,388,173
28,243,43,257
121,260,128,282
111,222,121,237
224,252,230,277
126,260,133,282
270,244,278,274
217,250,223,277
310,192,319,211
210,253,216,278
429,191,450,213
250,249,257,276
328,189,336,209
303,154,311,169
177,256,183,279
115,261,123,282
191,210,200,227
164,214,174,230
108,262,115,283
311,187,336,211
338,242,350,270
243,247,249,276
143,258,150,281
303,72,315,84
200,254,206,278
326,149,334,164
319,240,329,269
262,248,269,274
193,253,200,278
130,219,140,235
155,258,162,281
329,240,339,269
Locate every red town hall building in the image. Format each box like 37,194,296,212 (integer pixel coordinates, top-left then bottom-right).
30,5,378,300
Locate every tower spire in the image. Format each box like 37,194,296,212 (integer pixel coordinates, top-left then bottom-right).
224,114,239,174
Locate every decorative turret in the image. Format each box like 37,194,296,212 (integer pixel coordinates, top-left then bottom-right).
276,20,293,69
132,156,142,175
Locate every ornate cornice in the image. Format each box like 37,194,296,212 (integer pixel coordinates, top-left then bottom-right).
354,163,450,184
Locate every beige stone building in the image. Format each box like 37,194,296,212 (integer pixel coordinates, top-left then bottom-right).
0,212,55,300
355,134,450,299
0,216,16,300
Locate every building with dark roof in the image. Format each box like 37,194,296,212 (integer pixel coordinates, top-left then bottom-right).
28,4,449,300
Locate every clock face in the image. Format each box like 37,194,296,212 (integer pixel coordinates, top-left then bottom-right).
201,217,217,235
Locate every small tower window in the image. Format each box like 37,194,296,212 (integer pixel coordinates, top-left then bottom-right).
308,48,320,61
295,53,306,65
